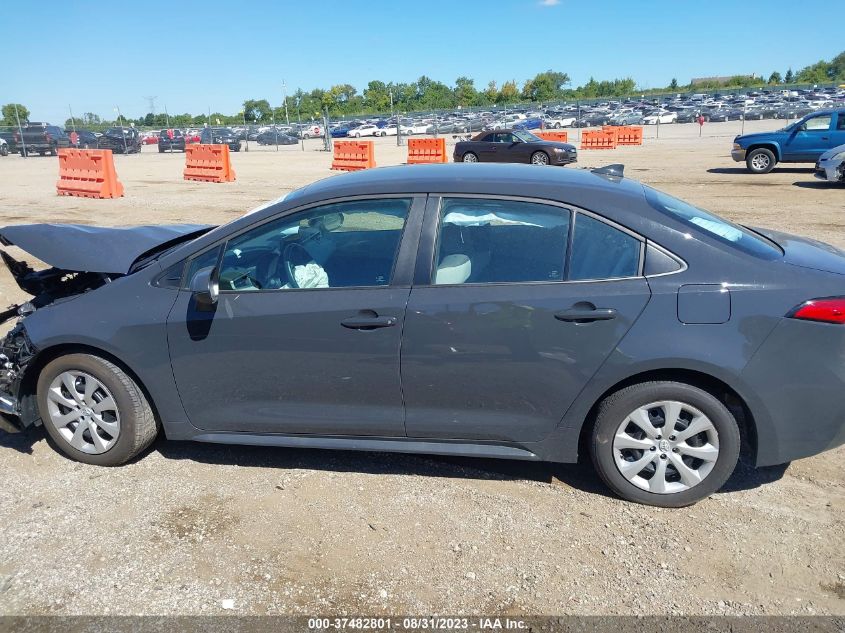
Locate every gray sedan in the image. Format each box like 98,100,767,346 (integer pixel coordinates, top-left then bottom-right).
1,163,844,507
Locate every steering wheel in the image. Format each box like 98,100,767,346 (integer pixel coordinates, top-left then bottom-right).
283,242,312,288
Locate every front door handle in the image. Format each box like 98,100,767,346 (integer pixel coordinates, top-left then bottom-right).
341,314,397,330
554,307,617,323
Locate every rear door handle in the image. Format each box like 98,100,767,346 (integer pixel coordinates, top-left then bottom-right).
341,314,397,330
554,308,617,323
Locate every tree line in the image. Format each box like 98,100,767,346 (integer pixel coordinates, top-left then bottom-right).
2,51,843,129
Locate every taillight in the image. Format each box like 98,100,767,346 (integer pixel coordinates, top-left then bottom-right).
788,297,845,324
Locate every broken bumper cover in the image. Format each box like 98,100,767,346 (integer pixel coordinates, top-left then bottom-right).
0,323,36,421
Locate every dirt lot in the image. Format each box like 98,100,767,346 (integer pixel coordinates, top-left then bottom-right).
0,121,843,616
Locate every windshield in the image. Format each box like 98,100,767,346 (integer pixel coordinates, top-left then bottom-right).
644,186,782,260
514,130,541,143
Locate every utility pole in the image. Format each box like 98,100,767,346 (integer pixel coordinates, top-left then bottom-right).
282,80,290,126
144,95,157,117
14,104,27,157
114,106,127,153
68,105,77,133
297,97,304,152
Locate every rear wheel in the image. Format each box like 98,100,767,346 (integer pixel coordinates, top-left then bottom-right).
746,147,776,174
37,353,158,466
530,151,549,165
590,381,740,507
462,152,478,163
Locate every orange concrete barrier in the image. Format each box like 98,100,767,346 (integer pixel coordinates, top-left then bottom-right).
606,125,643,146
534,131,569,143
580,129,618,150
56,149,124,199
184,144,236,183
407,137,448,164
331,140,376,171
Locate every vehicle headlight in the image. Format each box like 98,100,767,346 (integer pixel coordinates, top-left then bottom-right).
733,143,742,150
554,147,566,153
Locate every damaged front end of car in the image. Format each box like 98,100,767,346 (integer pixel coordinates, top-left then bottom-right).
0,222,212,426
0,250,117,426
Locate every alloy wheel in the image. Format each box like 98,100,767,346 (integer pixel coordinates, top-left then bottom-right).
46,371,121,454
751,153,771,171
612,400,719,494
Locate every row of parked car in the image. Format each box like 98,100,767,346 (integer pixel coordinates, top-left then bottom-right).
326,86,845,136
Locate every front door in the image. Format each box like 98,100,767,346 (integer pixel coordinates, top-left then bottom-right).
167,196,422,436
401,196,651,443
783,112,834,161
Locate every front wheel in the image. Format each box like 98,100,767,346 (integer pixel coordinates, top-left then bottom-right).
530,151,549,165
462,152,478,163
0,145,7,157
37,353,158,466
746,148,776,174
590,381,740,507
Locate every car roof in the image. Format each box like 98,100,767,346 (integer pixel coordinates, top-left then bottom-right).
290,163,644,207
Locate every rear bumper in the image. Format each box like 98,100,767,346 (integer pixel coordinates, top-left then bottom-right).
741,318,845,466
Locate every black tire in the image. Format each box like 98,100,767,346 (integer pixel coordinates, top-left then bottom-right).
746,147,776,174
20,148,27,157
37,353,158,466
49,146,57,156
158,146,165,153
0,145,7,157
590,380,741,507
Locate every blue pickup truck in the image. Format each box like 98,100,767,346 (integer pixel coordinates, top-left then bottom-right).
731,109,845,173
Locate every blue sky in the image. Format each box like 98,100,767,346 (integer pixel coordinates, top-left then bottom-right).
7,0,842,122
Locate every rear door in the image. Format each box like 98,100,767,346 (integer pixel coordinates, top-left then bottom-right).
400,195,651,443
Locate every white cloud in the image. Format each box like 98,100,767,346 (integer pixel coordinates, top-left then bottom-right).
539,0,560,5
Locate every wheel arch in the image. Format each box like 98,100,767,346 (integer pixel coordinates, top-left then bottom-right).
576,367,758,464
746,142,781,161
19,342,163,434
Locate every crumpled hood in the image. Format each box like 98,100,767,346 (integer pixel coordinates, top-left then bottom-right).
0,223,211,274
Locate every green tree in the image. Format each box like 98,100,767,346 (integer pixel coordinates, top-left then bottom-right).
784,68,794,83
363,80,390,112
498,80,519,103
768,71,782,84
242,99,272,122
454,76,478,107
1,103,30,126
669,78,678,90
484,80,498,103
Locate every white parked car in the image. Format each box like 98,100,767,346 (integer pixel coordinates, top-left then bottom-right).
375,124,413,136
642,111,678,125
299,124,323,139
406,122,431,135
348,124,380,138
0,137,8,157
815,144,845,184
544,115,577,128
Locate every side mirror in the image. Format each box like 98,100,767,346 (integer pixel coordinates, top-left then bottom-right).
190,266,219,309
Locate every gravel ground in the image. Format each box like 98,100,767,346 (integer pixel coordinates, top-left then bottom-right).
0,121,843,616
